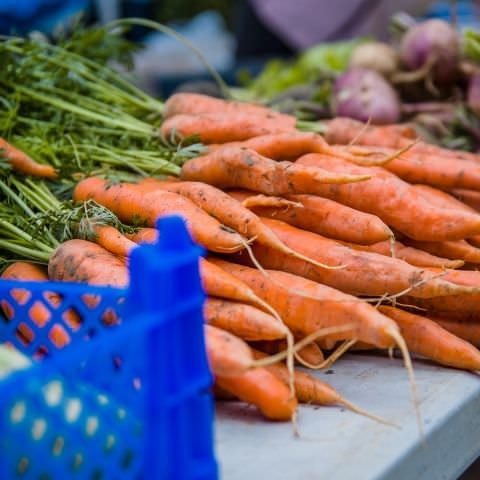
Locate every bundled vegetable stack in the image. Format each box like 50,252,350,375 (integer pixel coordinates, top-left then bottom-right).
246,17,480,153
2,25,480,428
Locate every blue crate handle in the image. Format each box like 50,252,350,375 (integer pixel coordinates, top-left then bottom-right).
0,215,218,480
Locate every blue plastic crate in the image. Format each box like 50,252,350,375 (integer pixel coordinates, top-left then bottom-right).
0,216,218,480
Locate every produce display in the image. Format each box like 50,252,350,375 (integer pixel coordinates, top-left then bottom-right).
244,17,480,153
2,21,480,433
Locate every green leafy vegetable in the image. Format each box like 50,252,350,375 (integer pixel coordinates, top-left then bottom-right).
245,39,364,100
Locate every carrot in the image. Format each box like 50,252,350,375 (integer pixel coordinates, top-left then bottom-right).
431,318,480,348
379,306,480,371
337,144,480,191
210,131,398,166
244,218,477,298
324,118,417,148
216,367,297,421
292,338,324,366
325,117,480,163
297,153,480,241
126,227,288,316
0,138,56,179
1,262,74,348
251,349,393,424
57,227,271,312
403,269,480,314
344,239,464,269
229,190,393,245
180,146,370,196
404,239,480,264
237,193,302,209
73,177,246,253
48,239,128,287
210,257,421,427
90,224,138,258
254,338,325,366
253,339,327,366
450,188,480,212
204,324,255,378
163,93,294,126
160,113,295,144
411,186,480,249
136,179,345,271
46,241,262,378
208,257,404,348
414,184,475,212
204,298,288,341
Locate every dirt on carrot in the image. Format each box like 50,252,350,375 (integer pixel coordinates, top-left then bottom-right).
180,146,370,196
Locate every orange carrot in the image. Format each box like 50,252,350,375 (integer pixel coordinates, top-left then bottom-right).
161,113,295,144
60,226,265,310
450,188,480,212
404,239,480,264
251,349,340,406
127,227,288,316
413,185,480,248
0,138,56,179
73,177,246,253
163,93,294,126
48,239,128,287
344,239,464,269
90,224,138,258
251,348,393,424
379,306,480,371
257,338,325,366
204,298,288,341
337,144,480,191
48,241,258,377
1,262,74,348
209,257,403,349
180,146,370,196
431,318,480,348
136,179,345,271
210,131,395,166
237,193,301,209
414,184,474,211
216,367,297,421
229,190,393,245
325,117,480,163
324,118,418,148
403,269,480,314
297,153,480,241
243,218,476,298
205,324,255,377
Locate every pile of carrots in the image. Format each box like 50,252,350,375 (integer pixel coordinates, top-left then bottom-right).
3,91,480,427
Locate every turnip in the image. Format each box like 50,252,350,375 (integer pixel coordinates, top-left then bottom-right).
333,68,401,124
400,19,460,85
349,42,398,77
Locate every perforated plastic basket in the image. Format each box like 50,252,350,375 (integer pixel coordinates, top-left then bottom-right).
0,216,218,480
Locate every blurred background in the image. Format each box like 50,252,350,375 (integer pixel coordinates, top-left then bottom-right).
2,0,480,98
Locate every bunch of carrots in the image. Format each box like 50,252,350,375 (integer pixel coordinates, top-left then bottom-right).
4,77,480,428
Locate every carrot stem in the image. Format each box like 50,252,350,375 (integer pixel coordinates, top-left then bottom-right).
0,240,51,262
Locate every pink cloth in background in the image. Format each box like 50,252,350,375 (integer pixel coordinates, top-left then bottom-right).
249,0,433,50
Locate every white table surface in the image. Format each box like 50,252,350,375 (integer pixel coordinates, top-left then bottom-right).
215,353,480,480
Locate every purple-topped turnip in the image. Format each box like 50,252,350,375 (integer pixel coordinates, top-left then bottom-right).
333,68,401,124
400,19,460,85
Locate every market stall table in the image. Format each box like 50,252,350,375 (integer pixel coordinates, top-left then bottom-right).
216,353,480,480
